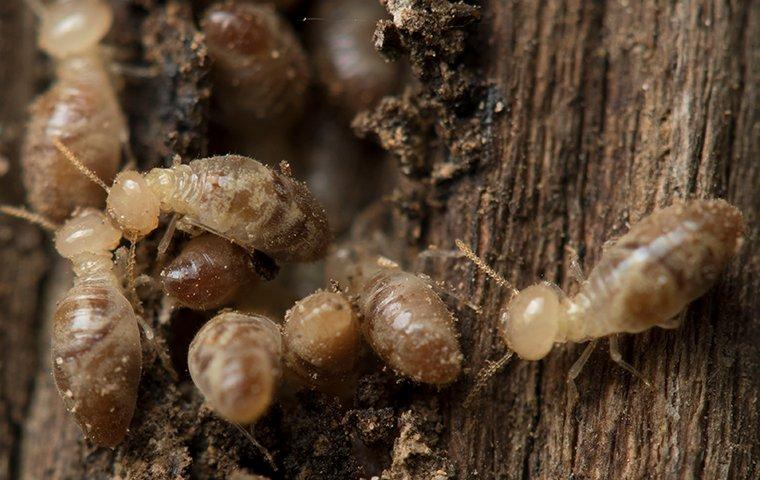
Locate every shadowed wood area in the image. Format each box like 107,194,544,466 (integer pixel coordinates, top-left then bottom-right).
0,0,757,478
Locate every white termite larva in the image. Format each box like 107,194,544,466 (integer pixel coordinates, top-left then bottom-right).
55,142,331,263
201,0,310,126
283,290,362,387
357,267,463,385
188,311,282,424
457,199,745,389
23,0,128,221
51,208,142,447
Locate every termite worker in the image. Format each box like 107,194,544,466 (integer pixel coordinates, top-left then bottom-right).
54,141,331,263
201,0,310,127
188,311,282,424
457,199,745,395
22,0,128,221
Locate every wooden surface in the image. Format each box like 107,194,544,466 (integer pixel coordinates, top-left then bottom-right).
0,0,758,479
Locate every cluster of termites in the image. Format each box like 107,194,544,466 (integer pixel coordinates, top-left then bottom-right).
2,0,747,469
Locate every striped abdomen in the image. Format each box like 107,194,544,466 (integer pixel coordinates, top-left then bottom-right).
567,200,745,341
22,55,124,221
358,269,462,384
188,312,282,424
147,155,330,263
52,278,141,447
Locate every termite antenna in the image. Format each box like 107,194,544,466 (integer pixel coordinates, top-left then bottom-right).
463,351,514,409
0,205,58,232
455,239,518,295
52,138,110,193
126,239,138,304
24,0,47,18
232,423,277,472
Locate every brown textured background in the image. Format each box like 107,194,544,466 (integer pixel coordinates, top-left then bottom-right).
0,0,758,478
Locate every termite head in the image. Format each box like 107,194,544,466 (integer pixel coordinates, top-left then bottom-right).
37,0,113,59
500,282,564,361
107,171,161,239
54,208,121,259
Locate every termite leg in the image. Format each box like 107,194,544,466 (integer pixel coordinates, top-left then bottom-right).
463,350,513,408
157,213,179,260
608,335,652,388
566,339,598,405
232,423,277,472
565,245,585,284
109,62,161,79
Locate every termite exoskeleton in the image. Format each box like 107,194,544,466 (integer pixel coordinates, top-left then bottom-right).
22,0,128,221
161,233,258,310
51,208,141,447
188,311,282,424
283,290,362,387
457,199,746,400
54,142,331,263
310,0,400,116
356,265,463,385
201,0,310,127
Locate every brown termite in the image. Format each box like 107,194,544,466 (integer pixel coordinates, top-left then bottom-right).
201,0,310,127
456,199,746,401
356,265,463,385
22,0,129,221
0,206,143,447
160,233,259,310
188,311,282,425
53,141,331,263
310,0,400,115
283,290,362,387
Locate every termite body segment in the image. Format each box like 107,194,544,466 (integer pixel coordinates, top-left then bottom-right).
161,233,257,310
23,0,127,221
201,0,309,126
479,200,746,361
283,291,362,386
311,0,399,115
358,269,463,385
188,311,282,424
52,209,141,447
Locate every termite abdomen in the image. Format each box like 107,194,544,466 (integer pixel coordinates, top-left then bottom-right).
22,68,123,221
52,280,142,447
188,311,282,424
310,0,399,115
283,291,362,386
358,269,462,385
161,234,257,310
201,0,309,126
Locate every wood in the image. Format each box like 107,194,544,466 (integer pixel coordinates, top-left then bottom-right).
1,0,758,479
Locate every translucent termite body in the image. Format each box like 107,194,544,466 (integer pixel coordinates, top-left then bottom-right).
457,199,745,395
23,0,127,221
52,209,141,447
161,233,257,310
283,290,362,386
56,144,331,263
310,0,399,115
500,200,745,360
188,311,282,424
201,0,310,126
357,268,463,385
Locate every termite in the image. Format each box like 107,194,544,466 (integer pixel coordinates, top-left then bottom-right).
310,0,400,115
356,265,463,385
53,141,331,263
201,0,310,127
283,290,362,387
188,311,282,424
456,199,746,399
161,233,258,310
23,207,141,447
22,0,128,221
